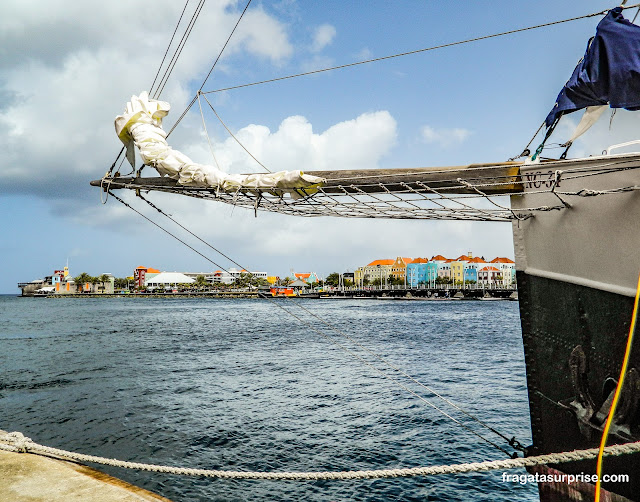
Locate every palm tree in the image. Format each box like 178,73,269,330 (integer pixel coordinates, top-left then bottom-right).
98,274,110,293
114,277,128,290
195,275,208,289
74,272,92,293
90,276,99,293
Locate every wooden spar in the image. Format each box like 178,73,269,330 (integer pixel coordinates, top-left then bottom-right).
90,161,524,195
310,162,524,194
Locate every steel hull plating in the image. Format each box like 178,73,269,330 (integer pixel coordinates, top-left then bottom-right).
512,154,640,501
517,272,639,500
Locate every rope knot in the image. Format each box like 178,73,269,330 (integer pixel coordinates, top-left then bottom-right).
6,432,32,453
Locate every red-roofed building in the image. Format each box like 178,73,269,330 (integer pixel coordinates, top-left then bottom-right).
451,255,474,284
367,259,395,267
463,256,487,284
478,266,501,286
134,266,160,289
490,257,515,264
405,257,436,287
490,257,516,286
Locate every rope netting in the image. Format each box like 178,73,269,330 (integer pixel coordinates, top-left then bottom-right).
95,156,640,222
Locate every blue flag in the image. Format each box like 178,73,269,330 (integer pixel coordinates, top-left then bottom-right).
545,7,640,127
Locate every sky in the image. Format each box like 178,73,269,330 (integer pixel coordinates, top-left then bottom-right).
3,0,640,293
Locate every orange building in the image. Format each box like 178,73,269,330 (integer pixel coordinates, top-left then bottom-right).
391,257,413,281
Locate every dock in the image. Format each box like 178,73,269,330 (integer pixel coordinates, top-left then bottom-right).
0,433,171,502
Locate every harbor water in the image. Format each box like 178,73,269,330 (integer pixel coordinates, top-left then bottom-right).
0,295,537,501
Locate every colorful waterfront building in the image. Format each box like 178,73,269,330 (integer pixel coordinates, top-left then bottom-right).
463,256,487,284
430,255,452,282
360,259,394,285
134,266,160,289
208,267,268,284
478,266,502,286
425,261,438,286
391,257,413,282
450,255,472,285
490,257,516,286
406,258,429,287
294,272,321,284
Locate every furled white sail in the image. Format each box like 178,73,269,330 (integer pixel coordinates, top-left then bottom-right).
568,105,608,143
114,92,325,196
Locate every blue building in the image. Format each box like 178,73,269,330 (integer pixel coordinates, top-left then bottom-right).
406,258,429,287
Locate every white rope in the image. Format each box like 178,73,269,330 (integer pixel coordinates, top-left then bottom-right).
2,432,640,481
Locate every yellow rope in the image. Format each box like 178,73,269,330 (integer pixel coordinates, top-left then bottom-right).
594,271,640,501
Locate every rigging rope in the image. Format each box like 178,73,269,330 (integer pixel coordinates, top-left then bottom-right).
164,0,253,138
197,0,253,93
197,93,222,171
200,92,272,173
200,6,639,96
164,4,640,145
149,0,192,98
106,191,227,273
155,0,207,99
2,432,639,481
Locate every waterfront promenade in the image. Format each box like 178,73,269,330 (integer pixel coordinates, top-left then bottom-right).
25,283,517,300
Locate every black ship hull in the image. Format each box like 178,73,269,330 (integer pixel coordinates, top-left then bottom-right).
512,154,640,501
517,272,639,501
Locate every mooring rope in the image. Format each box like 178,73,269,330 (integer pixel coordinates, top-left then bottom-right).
1,432,639,481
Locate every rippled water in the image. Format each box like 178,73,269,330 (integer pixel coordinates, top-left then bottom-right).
0,295,537,501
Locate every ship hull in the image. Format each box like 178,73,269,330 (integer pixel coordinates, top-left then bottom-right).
516,271,639,500
512,154,640,501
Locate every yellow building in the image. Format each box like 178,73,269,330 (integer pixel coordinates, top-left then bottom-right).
391,257,412,281
360,259,394,285
450,255,471,285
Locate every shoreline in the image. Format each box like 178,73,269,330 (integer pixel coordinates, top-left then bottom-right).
15,292,517,301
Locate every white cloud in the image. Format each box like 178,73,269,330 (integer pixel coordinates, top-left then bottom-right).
421,125,472,148
0,0,294,196
354,48,373,61
233,7,294,64
299,54,335,73
206,110,397,173
311,24,336,53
